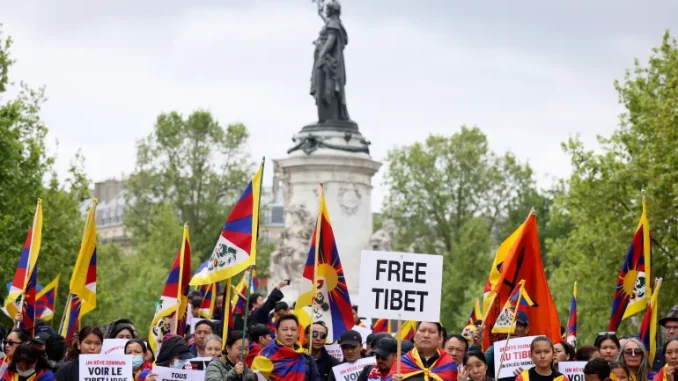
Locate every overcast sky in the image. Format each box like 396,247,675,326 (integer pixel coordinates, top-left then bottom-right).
2,0,676,211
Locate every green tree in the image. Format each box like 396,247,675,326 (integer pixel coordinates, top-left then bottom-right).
547,31,678,345
125,111,253,261
382,126,542,331
0,26,91,328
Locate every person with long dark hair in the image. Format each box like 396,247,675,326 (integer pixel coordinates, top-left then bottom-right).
554,341,576,366
1,343,55,381
2,329,30,367
515,337,570,381
595,334,621,363
125,339,152,381
54,326,103,381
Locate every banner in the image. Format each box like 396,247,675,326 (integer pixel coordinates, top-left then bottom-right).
331,357,377,381
493,336,536,379
151,366,205,381
558,361,586,381
79,354,133,381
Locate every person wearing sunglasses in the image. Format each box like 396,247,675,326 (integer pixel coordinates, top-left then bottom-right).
305,322,340,381
2,329,30,368
618,338,655,381
328,330,364,381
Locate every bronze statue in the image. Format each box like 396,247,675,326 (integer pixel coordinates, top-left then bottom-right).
311,0,350,123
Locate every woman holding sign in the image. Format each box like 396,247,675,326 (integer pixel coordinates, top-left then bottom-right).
55,326,103,381
205,331,255,381
1,343,55,381
124,339,152,381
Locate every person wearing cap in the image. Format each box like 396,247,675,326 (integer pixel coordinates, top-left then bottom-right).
358,337,398,381
389,322,457,381
305,322,340,381
144,336,195,381
483,311,529,379
31,332,51,352
654,306,678,371
369,333,392,356
328,330,364,381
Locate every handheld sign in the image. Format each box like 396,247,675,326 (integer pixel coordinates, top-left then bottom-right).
79,354,133,381
101,339,128,355
358,250,443,322
332,357,377,381
493,336,535,379
558,361,587,381
152,366,205,381
325,344,344,362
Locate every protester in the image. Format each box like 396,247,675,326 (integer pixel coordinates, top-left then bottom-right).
618,339,654,381
251,314,320,381
246,324,272,367
609,362,631,381
124,339,152,381
1,343,55,381
653,337,677,381
369,333,392,356
213,291,225,321
155,336,193,368
352,306,366,328
189,320,214,357
595,334,621,363
655,306,678,371
305,322,340,381
389,322,457,381
554,341,576,366
30,332,50,352
3,329,30,366
110,322,136,340
45,335,67,372
205,330,255,381
55,326,103,381
462,350,492,381
444,334,468,368
239,280,288,330
515,337,569,381
576,346,601,361
204,335,222,358
583,358,611,381
485,312,530,378
358,337,398,381
328,330,364,381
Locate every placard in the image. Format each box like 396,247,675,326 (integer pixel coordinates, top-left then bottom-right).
332,357,377,381
152,366,205,381
325,344,344,362
79,354,133,381
101,339,128,355
493,336,536,379
558,361,587,381
359,250,443,322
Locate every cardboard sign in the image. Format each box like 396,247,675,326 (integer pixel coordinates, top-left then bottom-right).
152,366,205,381
332,357,377,381
493,336,536,379
359,250,443,322
79,354,133,381
558,361,587,381
101,339,128,355
188,357,213,371
325,344,344,362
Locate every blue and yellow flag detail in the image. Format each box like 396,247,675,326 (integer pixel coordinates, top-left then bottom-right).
639,278,661,364
491,279,534,334
36,275,60,321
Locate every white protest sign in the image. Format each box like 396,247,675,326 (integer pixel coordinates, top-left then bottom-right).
558,361,587,381
493,336,536,379
152,366,205,381
332,357,377,381
325,344,344,362
359,250,443,322
101,339,128,355
79,354,133,381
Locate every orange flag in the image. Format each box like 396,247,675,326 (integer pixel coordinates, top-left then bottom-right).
483,212,561,350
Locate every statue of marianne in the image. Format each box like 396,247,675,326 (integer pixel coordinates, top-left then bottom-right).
310,0,351,123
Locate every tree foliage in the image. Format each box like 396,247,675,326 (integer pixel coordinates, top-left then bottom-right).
382,126,544,331
547,31,678,345
125,111,253,260
0,27,90,328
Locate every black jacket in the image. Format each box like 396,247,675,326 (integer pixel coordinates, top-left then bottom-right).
327,355,368,381
233,287,284,329
55,359,79,381
313,348,341,381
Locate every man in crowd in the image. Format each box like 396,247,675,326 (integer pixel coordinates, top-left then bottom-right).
352,306,367,328
246,324,273,367
189,320,214,357
358,337,398,381
390,322,457,381
654,306,678,370
306,321,340,381
234,279,288,330
443,334,468,368
328,330,364,381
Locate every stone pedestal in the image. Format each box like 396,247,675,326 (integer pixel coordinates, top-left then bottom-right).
270,124,381,303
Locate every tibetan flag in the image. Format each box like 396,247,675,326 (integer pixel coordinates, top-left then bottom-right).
467,298,482,326
373,319,389,333
198,282,217,319
61,294,82,343
36,275,59,321
639,278,661,364
148,224,192,353
395,320,417,341
251,341,306,381
5,200,43,320
492,279,534,334
387,349,457,381
21,266,38,331
232,268,256,315
566,282,577,345
221,278,233,349
67,198,98,318
483,212,561,349
482,220,526,316
294,184,353,342
190,162,263,285
609,195,652,331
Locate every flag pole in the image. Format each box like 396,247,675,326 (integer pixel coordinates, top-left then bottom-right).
240,158,265,361
224,278,232,350
496,332,513,378
15,199,42,329
396,319,403,375
308,183,323,353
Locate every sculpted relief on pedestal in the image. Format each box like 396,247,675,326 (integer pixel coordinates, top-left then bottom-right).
269,204,315,284
368,219,398,252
